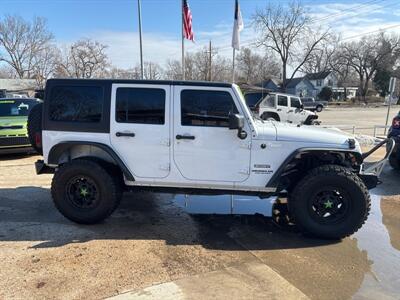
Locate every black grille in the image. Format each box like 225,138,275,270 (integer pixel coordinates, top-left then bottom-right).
0,136,30,147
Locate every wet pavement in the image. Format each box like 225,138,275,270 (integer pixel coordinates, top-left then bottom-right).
0,154,399,299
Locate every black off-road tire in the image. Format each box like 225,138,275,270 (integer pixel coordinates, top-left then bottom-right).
289,165,370,239
51,159,122,224
316,105,323,112
389,153,400,170
27,102,43,154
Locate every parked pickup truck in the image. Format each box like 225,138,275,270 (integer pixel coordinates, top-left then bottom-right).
301,97,326,112
28,79,394,239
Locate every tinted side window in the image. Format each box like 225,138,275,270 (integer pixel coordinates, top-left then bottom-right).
116,88,165,124
277,96,288,107
181,90,238,127
49,86,103,122
290,97,301,108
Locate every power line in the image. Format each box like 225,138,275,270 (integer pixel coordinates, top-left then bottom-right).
339,24,400,41
309,0,387,23
317,0,399,26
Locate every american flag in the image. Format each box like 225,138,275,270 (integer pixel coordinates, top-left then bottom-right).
183,0,194,41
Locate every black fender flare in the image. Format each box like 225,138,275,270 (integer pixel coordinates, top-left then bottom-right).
261,112,280,121
266,148,363,190
48,141,134,181
304,115,319,125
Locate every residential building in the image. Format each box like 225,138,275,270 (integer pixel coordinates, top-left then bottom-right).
306,71,338,94
285,77,317,98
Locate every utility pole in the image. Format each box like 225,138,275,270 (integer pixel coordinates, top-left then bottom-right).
208,40,212,81
385,77,397,134
137,0,144,79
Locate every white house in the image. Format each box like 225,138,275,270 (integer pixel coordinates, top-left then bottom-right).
306,71,338,94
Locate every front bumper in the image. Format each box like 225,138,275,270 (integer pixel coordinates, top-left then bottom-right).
359,138,395,188
304,115,319,125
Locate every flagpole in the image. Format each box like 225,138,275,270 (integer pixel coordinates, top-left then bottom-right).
232,48,236,83
137,0,144,79
181,0,185,80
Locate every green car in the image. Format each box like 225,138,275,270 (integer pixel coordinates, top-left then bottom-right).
0,98,41,154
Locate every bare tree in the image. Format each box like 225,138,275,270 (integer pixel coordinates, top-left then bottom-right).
32,44,60,88
253,1,329,90
107,67,141,79
0,65,15,78
236,47,280,84
0,15,54,79
165,48,231,82
300,34,340,74
56,39,109,78
142,62,163,80
339,33,400,102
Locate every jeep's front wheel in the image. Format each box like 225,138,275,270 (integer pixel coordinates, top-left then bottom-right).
51,159,122,224
289,165,370,239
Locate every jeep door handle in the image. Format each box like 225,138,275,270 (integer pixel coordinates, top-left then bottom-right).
176,134,195,140
277,109,282,111
116,132,135,137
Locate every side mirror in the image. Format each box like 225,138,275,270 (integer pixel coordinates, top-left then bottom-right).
229,113,244,130
229,114,247,140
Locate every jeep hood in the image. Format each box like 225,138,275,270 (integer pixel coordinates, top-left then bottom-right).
273,122,353,146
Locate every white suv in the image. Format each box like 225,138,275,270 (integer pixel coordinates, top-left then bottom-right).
257,93,319,125
29,79,393,239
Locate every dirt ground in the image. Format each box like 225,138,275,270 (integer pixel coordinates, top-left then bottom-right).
0,106,400,300
318,105,400,136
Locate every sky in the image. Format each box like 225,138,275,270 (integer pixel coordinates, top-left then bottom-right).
1,0,400,68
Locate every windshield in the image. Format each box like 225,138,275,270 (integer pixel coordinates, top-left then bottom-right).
0,99,38,117
244,92,266,107
233,85,262,122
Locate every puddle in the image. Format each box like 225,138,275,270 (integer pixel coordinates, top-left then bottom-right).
352,194,400,299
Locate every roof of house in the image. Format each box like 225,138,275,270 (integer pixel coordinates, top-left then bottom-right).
305,71,332,80
286,77,305,89
0,79,37,91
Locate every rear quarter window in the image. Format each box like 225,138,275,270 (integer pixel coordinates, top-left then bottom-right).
49,86,103,122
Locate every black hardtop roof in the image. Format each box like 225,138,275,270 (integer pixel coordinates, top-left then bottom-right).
46,78,233,88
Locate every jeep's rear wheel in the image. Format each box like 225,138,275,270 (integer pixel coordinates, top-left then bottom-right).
316,105,323,112
289,165,370,239
51,159,122,224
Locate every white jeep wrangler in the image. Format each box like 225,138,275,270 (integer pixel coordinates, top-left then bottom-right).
29,79,393,239
258,93,319,125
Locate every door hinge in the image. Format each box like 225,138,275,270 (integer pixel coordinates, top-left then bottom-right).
239,168,250,175
240,142,252,149
161,139,170,147
160,163,170,171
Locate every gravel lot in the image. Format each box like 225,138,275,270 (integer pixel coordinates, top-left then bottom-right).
0,106,399,300
319,105,400,136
